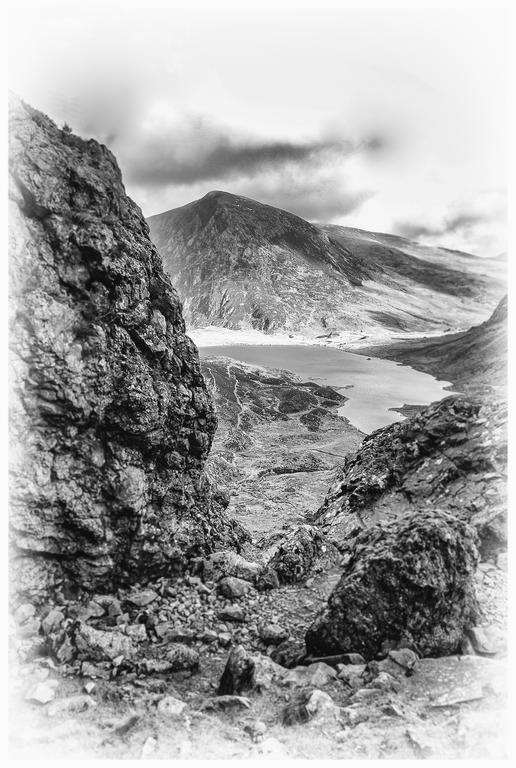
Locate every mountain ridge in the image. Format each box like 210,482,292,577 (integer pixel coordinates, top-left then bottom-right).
148,190,504,339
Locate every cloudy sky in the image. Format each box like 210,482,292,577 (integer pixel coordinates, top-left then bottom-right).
9,1,507,256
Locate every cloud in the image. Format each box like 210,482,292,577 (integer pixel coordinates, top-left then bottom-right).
395,211,486,240
391,191,506,256
237,169,370,222
116,117,354,187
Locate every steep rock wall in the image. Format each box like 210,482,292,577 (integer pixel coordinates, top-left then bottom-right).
9,98,245,602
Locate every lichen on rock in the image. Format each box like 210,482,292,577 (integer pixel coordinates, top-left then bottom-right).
8,96,247,601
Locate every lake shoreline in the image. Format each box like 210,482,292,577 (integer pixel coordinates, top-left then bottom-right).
198,343,456,434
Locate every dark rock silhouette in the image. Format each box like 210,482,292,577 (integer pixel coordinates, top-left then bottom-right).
8,97,246,601
305,510,479,658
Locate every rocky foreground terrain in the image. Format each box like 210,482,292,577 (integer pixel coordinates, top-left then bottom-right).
8,99,508,759
148,191,504,340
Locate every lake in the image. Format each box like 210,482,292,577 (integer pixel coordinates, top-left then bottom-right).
198,344,457,433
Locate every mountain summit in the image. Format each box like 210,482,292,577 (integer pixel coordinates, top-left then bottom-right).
148,191,504,338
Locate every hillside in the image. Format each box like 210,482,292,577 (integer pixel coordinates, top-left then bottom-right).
353,295,507,397
148,191,504,339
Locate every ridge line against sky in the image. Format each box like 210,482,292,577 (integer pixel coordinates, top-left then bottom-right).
8,0,508,257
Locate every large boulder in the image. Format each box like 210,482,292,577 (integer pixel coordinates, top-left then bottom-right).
305,510,479,659
313,396,506,558
8,97,247,602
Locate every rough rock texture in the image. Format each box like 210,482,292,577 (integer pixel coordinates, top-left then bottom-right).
147,191,503,339
313,396,506,558
306,510,480,659
9,97,246,601
266,525,337,585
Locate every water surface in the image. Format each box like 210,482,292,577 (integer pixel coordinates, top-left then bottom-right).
199,344,457,433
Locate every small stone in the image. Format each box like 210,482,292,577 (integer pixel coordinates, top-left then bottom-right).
256,568,280,591
270,638,306,668
284,662,337,688
467,626,504,656
217,605,246,623
112,713,140,736
165,643,200,671
47,694,97,717
17,617,41,638
15,604,36,625
252,654,286,691
387,649,418,672
125,624,147,642
218,577,253,599
126,589,159,607
251,736,289,757
143,659,174,675
41,609,65,635
74,623,136,662
369,671,401,692
157,695,187,716
259,624,288,645
26,680,59,704
80,601,105,620
141,736,158,758
199,695,251,711
497,552,507,570
305,689,339,721
459,634,476,655
350,687,382,703
218,632,232,647
243,720,267,742
337,664,366,687
203,551,262,583
83,681,97,694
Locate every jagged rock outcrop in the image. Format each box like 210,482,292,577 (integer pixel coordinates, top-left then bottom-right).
305,510,480,659
147,190,503,339
8,97,246,602
313,396,506,558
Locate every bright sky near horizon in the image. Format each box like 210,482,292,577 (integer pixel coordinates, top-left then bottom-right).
8,0,508,256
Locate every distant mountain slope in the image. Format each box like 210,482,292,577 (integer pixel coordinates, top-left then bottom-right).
148,191,505,339
353,295,507,398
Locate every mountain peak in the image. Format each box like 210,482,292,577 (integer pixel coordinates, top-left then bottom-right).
147,193,504,337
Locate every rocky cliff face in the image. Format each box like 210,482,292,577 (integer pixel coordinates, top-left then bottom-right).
9,98,245,602
147,191,504,338
312,396,506,559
